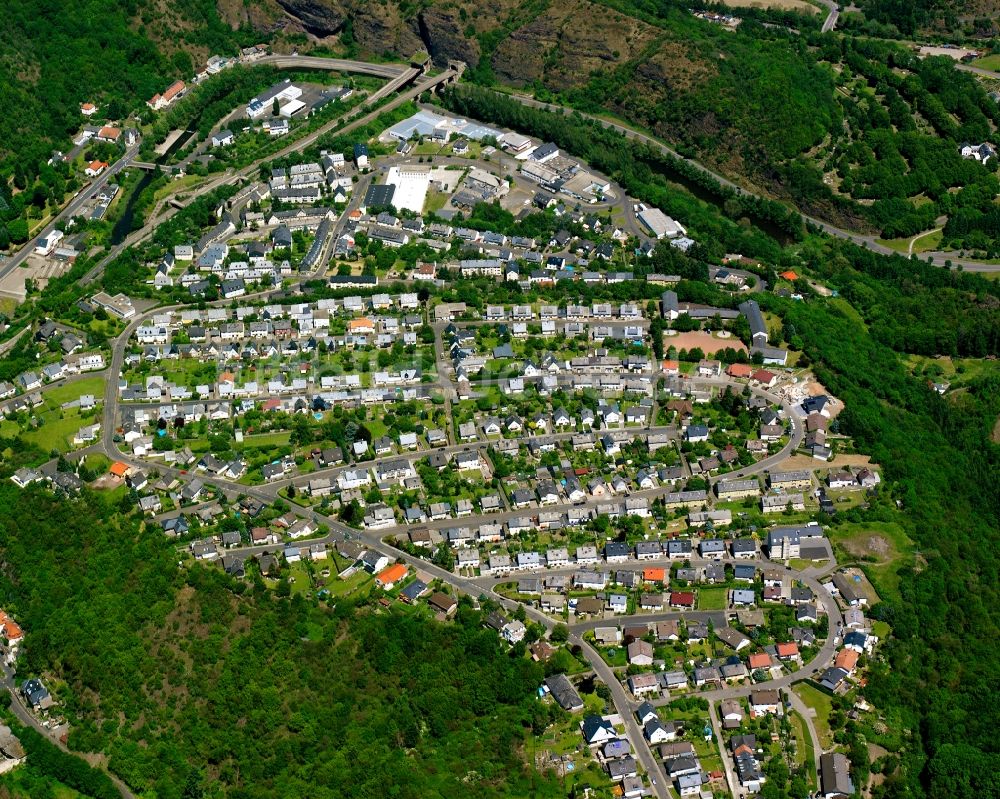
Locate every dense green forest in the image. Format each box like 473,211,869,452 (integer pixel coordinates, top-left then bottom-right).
777,286,1000,799
0,485,563,799
0,0,250,176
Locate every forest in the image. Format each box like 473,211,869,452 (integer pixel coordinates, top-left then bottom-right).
0,484,565,799
768,268,1000,799
0,0,251,179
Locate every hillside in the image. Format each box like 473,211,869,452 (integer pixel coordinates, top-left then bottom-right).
853,0,1000,37
264,0,1000,243
0,0,255,168
5,0,1000,249
0,484,561,799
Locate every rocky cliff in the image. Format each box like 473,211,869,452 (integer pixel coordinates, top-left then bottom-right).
271,0,348,36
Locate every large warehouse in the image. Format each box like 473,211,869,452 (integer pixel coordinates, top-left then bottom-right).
638,207,687,239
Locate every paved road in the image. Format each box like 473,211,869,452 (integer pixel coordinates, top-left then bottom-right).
258,54,409,80
1,663,138,799
818,0,839,33
498,92,1000,272
0,136,142,282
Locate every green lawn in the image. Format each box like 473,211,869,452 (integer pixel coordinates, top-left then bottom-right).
21,409,94,453
87,318,120,338
594,643,627,668
365,419,389,439
423,189,449,213
240,431,292,449
692,735,723,774
698,586,729,610
788,710,817,787
287,562,313,597
826,520,914,602
795,683,834,750
972,54,1000,71
872,619,890,640
326,569,373,598
788,557,828,571
84,453,111,474
42,376,106,407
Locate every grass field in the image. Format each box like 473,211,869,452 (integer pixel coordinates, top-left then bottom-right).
872,619,891,640
795,683,835,750
153,173,205,203
240,431,292,449
826,520,914,602
423,189,449,213
788,710,816,786
788,557,827,571
21,408,95,453
698,586,729,610
365,419,389,439
287,562,313,596
972,54,1000,71
41,376,106,408
876,228,942,255
903,353,1000,386
326,569,373,598
84,452,111,474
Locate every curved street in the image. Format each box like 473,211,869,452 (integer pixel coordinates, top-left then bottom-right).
60,290,834,799
499,92,1000,273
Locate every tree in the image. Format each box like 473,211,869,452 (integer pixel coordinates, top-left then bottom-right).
550,623,569,643
432,542,454,571
6,219,27,244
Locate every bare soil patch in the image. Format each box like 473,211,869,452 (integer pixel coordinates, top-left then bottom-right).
719,0,820,12
779,453,872,471
665,330,748,355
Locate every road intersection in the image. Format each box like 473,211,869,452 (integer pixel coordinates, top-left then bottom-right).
0,50,846,797
65,291,840,799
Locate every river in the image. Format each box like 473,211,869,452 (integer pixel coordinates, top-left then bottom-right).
110,124,199,245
